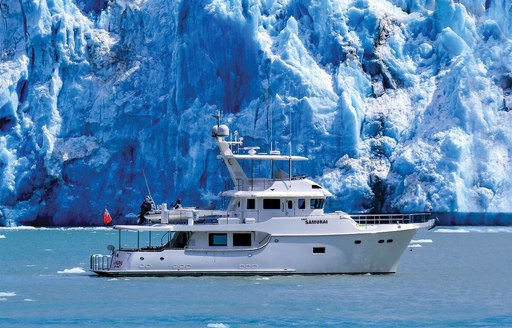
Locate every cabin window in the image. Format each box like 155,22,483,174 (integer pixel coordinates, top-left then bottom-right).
298,199,306,209
310,199,325,209
209,233,228,246
247,199,255,210
287,200,293,209
263,199,280,209
233,233,252,246
313,247,325,254
237,201,241,208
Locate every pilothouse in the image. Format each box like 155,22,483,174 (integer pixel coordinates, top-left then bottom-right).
90,117,436,276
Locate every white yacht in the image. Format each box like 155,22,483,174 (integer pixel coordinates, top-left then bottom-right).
90,118,435,276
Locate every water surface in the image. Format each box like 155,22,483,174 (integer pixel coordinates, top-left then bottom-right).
0,226,511,327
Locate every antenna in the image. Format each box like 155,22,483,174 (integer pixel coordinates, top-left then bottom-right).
269,104,274,179
289,106,292,156
289,106,292,181
142,168,153,203
213,111,221,127
270,104,273,152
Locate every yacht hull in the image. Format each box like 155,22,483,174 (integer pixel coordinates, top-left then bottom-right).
91,227,417,276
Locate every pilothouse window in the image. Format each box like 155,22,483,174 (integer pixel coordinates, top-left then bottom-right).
263,199,280,209
247,199,255,210
209,233,228,246
233,233,252,246
310,199,325,209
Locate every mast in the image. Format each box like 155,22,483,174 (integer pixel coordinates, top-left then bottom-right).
212,113,248,188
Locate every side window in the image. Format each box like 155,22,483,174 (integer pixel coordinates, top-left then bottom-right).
313,247,325,254
209,233,227,246
263,199,280,209
287,200,293,209
298,199,306,209
310,199,325,209
233,233,252,246
247,199,255,210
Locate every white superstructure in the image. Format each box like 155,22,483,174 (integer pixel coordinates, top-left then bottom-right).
90,118,435,276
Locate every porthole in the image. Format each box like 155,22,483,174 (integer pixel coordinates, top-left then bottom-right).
387,239,393,243
354,240,362,244
378,240,384,244
160,257,165,261
140,257,145,260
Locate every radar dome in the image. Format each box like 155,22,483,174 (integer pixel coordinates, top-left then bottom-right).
211,125,219,137
217,125,229,137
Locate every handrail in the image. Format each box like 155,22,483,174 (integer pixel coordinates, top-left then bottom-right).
350,213,431,225
90,254,112,271
234,178,274,191
231,176,307,191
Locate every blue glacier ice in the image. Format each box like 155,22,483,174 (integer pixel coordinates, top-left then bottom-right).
0,0,511,225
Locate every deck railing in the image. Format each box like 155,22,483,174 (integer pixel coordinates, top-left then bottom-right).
232,178,274,191
350,213,431,225
230,176,307,191
90,254,112,271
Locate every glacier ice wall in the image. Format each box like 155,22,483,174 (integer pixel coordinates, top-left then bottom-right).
0,0,511,225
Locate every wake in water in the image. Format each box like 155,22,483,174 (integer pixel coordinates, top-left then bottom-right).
0,292,16,301
409,238,434,248
57,267,86,274
411,239,433,243
207,324,231,328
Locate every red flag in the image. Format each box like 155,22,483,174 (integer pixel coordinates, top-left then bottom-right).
103,208,112,225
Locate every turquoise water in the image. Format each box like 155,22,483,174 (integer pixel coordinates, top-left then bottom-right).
0,227,511,327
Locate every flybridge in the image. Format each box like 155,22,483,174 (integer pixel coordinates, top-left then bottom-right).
211,117,309,187
211,118,333,198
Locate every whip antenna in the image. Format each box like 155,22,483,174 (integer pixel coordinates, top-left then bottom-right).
142,168,153,202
